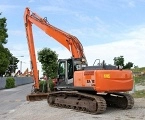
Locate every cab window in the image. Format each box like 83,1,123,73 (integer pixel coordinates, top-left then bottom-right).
59,62,65,75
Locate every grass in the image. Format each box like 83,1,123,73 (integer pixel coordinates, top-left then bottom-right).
131,67,145,98
132,90,145,98
132,67,145,72
131,67,145,85
134,76,145,85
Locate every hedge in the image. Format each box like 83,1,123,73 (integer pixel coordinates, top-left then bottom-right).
5,77,15,89
39,79,55,92
39,80,48,93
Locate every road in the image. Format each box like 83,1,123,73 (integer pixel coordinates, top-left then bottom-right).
2,98,145,120
0,84,145,120
0,84,32,117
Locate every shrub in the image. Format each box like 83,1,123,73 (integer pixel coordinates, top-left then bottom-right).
5,77,15,89
49,79,55,91
39,80,48,93
39,79,55,92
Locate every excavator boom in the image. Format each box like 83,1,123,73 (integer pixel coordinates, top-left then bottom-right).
24,7,87,90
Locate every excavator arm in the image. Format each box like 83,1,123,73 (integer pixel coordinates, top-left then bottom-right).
24,7,87,89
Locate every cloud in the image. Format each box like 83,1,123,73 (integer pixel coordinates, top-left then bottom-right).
128,0,135,8
8,30,25,37
38,6,66,12
74,13,92,22
8,24,145,76
53,39,145,67
0,5,20,12
85,39,145,66
28,0,35,3
53,25,145,67
10,38,145,77
120,0,136,8
125,26,145,39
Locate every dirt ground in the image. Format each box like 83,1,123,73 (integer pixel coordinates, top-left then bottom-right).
0,98,145,120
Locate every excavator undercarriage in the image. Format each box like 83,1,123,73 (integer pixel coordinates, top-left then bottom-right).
27,90,134,114
47,91,134,114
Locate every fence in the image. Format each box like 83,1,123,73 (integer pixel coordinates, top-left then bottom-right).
0,77,33,89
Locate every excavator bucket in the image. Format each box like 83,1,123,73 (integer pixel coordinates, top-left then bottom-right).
26,93,49,101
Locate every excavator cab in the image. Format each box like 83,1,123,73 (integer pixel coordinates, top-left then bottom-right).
56,58,86,90
57,59,74,86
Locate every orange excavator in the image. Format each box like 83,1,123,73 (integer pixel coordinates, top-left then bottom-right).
24,7,134,114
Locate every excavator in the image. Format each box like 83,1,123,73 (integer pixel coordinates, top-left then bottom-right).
14,68,33,77
24,7,134,114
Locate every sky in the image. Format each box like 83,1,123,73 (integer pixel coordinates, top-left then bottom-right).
0,0,145,76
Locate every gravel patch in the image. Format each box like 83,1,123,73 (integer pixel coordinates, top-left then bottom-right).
1,98,145,120
135,85,145,91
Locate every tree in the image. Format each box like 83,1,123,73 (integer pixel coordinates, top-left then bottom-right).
5,56,19,76
0,45,10,76
0,14,9,76
113,56,134,69
38,48,58,79
0,13,19,76
0,16,8,44
0,45,19,76
113,56,124,67
134,65,139,69
124,62,133,69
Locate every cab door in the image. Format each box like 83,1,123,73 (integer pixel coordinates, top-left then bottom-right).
57,59,74,87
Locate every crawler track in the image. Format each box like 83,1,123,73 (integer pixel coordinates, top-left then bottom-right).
47,91,107,114
102,92,134,109
47,91,134,114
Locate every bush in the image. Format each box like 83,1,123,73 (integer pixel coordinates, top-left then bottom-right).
39,79,55,92
39,80,48,93
49,79,55,91
5,77,15,89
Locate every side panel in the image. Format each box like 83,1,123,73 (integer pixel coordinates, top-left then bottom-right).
73,71,84,86
74,70,133,92
74,71,96,89
95,70,133,92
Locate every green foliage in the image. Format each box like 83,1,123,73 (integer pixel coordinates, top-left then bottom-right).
113,56,134,69
39,80,47,93
0,14,18,77
5,77,15,88
9,56,19,73
124,62,133,69
0,46,19,76
113,56,124,67
132,67,145,72
0,45,10,76
0,16,8,44
49,79,55,91
134,65,139,69
39,79,55,92
132,90,145,98
38,48,58,79
134,76,145,84
0,14,9,76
